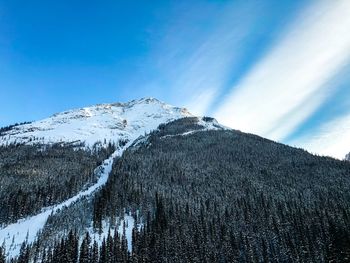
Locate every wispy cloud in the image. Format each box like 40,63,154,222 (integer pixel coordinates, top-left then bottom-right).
147,2,271,115
214,0,350,142
291,112,350,159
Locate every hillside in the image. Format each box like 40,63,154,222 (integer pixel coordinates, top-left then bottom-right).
0,97,192,147
91,117,350,262
0,102,350,262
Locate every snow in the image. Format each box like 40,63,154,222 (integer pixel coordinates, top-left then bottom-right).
118,214,136,252
87,212,142,252
0,98,193,258
0,97,193,147
160,117,229,139
197,117,230,131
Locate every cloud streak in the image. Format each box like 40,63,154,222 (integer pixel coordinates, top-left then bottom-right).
174,3,259,115
214,0,350,143
148,2,273,116
291,112,350,159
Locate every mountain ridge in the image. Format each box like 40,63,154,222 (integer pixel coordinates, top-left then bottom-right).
0,97,193,147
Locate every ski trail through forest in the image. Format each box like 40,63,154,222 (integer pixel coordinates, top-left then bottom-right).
0,143,130,257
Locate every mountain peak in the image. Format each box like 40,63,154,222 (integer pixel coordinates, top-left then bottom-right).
129,97,162,104
0,98,193,147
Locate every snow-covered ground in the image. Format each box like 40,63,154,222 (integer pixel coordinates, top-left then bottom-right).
87,212,142,252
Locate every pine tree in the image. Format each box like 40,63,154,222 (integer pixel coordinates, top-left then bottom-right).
17,242,30,263
41,249,47,263
67,230,78,263
106,229,114,263
0,246,5,263
91,240,99,263
32,240,40,263
121,223,128,262
113,229,121,262
99,238,107,263
79,233,91,263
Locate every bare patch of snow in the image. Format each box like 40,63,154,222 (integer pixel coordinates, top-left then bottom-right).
87,212,143,252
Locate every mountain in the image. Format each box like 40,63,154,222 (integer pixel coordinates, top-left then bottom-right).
0,98,225,259
0,97,193,147
1,99,350,262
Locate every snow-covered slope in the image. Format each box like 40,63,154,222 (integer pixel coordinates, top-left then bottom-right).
0,98,193,147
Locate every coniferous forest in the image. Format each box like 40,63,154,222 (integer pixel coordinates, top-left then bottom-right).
0,142,115,225
1,117,350,262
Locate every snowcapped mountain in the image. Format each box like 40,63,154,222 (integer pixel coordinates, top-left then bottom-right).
0,97,193,147
0,98,227,258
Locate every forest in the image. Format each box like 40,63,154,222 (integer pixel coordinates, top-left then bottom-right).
0,142,115,225
2,117,350,262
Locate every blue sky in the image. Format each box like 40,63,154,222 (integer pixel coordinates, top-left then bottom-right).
1,0,350,159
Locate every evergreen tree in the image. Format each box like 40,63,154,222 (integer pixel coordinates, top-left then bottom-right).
79,232,91,263
67,230,79,263
0,246,5,263
99,238,107,263
41,249,47,263
17,242,29,263
91,240,99,263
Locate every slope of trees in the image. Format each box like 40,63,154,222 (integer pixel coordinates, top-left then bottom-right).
0,142,115,225
0,122,32,136
4,117,350,262
92,117,350,262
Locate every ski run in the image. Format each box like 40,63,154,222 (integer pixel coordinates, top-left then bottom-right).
0,143,129,258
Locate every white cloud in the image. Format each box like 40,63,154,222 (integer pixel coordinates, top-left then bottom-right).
186,88,218,116
175,4,260,115
149,2,267,116
290,112,350,159
214,0,350,142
